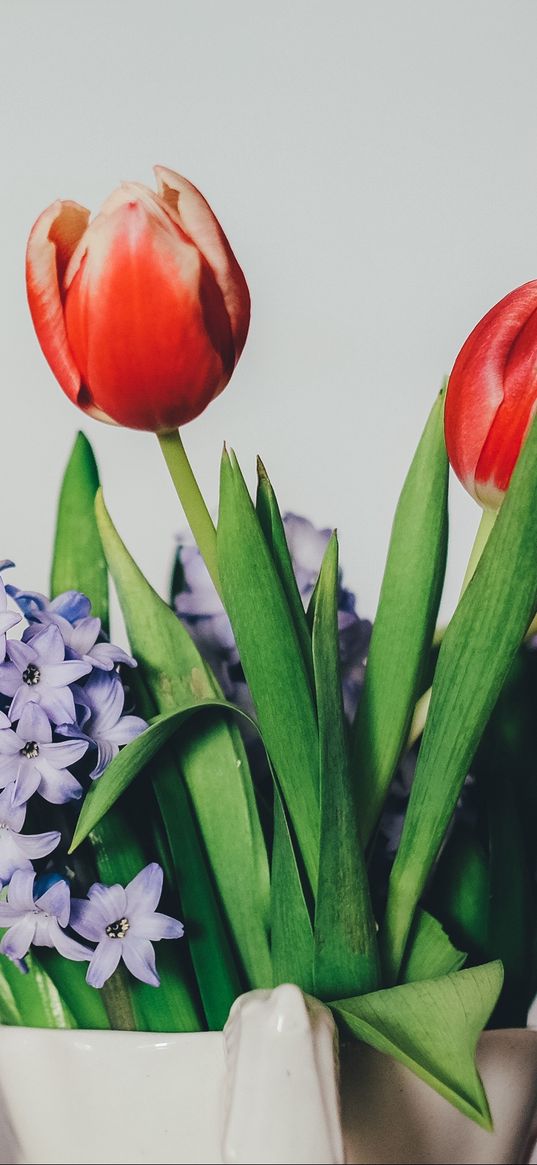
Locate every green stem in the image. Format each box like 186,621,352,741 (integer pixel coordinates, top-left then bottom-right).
406,507,498,750
459,508,498,598
158,429,221,597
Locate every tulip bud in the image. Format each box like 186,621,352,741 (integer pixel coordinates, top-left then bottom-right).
26,167,250,432
444,281,537,509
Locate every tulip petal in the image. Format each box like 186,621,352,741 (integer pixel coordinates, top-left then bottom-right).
26,200,89,405
64,197,227,431
154,165,250,363
445,280,537,502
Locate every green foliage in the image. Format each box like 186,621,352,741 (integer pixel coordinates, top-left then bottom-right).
382,414,537,981
351,391,449,845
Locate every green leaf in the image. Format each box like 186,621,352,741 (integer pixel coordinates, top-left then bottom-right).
312,534,379,998
51,432,109,629
351,391,449,844
256,458,314,689
271,793,314,993
401,909,466,983
35,953,111,1029
331,961,503,1130
218,448,320,890
51,433,200,1033
432,829,490,960
70,699,248,850
382,413,537,980
94,492,267,1012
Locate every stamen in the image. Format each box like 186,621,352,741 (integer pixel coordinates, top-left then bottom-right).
21,741,39,759
106,917,130,939
22,664,40,686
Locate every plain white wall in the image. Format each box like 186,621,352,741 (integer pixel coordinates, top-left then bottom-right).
2,0,537,630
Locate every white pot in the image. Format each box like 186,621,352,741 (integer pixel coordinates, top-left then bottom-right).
0,987,536,1165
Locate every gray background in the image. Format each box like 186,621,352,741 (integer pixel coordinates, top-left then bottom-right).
1,0,536,627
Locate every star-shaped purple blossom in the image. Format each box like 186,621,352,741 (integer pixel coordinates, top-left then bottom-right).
0,785,60,884
0,870,91,962
24,612,136,672
0,574,21,664
0,703,88,805
9,586,136,672
0,624,91,725
5,587,91,626
59,670,147,779
70,863,184,988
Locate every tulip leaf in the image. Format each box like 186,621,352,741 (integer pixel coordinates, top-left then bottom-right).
35,954,110,1030
271,793,314,993
312,534,379,999
432,829,490,961
256,458,314,689
382,414,537,981
401,908,466,983
51,433,202,1033
218,448,320,890
351,390,449,844
95,490,271,998
70,698,258,850
331,961,503,1129
51,432,109,631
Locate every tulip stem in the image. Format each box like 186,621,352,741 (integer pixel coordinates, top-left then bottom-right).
158,429,221,597
459,508,498,598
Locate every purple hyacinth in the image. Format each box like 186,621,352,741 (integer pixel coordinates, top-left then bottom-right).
0,625,91,725
70,863,184,988
5,587,91,626
59,670,147,779
174,513,371,719
0,785,60,884
9,587,136,672
0,870,91,962
0,703,88,805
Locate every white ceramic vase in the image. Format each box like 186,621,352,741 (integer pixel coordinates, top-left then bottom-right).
0,985,536,1165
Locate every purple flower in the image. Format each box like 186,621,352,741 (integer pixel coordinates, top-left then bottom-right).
24,612,136,672
0,870,91,962
59,670,147,779
0,624,91,724
70,863,184,988
8,586,136,672
0,785,60,883
0,576,21,664
174,513,371,719
0,703,88,805
6,588,91,626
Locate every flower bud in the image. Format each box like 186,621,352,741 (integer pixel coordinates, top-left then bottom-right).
26,167,250,432
444,281,537,508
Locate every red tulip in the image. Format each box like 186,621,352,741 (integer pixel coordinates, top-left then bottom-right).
26,167,250,432
444,281,537,508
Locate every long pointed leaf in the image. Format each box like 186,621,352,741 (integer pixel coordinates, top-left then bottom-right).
383,414,537,980
271,793,314,993
51,433,201,1032
95,491,269,1000
256,458,314,689
312,534,379,998
351,391,448,844
51,432,109,629
218,449,320,889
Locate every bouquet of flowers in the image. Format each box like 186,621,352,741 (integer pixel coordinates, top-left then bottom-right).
2,164,537,1133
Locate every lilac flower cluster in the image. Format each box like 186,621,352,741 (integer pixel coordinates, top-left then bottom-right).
0,571,183,987
174,513,372,721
